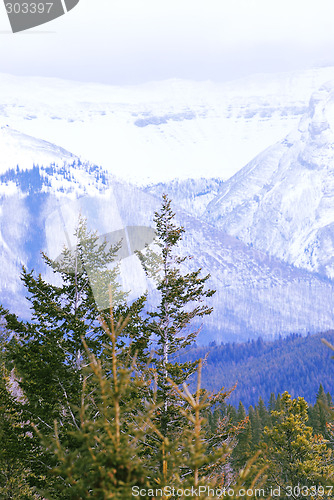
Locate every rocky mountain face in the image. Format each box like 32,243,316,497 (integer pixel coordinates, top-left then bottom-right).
204,82,334,280
144,178,224,217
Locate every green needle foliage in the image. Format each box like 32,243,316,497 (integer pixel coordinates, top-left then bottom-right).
0,198,275,497
38,320,267,500
4,217,125,427
0,320,39,499
166,361,234,489
37,298,154,500
0,217,147,492
261,391,334,499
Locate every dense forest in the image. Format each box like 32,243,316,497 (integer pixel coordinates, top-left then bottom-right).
182,331,334,407
214,384,334,469
0,196,333,499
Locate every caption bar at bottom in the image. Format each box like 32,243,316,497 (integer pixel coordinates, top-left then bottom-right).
132,485,334,497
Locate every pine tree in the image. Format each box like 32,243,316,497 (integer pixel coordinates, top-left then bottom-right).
0,198,270,497
248,405,262,447
274,393,282,412
37,302,154,500
314,384,332,439
161,364,267,496
0,319,38,499
257,397,270,429
227,404,238,426
268,392,276,413
41,333,268,499
236,401,247,424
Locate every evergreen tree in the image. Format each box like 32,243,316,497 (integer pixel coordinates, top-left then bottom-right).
257,397,270,429
248,406,262,447
326,391,333,408
274,393,282,412
138,195,216,455
262,391,334,498
232,402,252,470
268,392,276,413
237,401,247,424
38,305,153,500
308,384,333,440
0,319,38,499
1,217,147,491
42,333,268,499
226,403,238,426
0,198,271,497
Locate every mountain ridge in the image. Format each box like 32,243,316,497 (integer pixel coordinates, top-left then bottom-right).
2,71,334,342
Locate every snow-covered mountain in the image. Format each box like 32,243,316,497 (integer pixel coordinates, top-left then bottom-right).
1,154,334,343
144,178,224,217
204,81,334,280
0,125,77,174
2,68,334,184
3,69,334,342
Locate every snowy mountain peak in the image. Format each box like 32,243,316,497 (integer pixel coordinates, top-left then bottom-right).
0,125,77,175
296,82,334,171
4,68,334,184
3,71,334,341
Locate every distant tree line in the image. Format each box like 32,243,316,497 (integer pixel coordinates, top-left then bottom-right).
182,331,334,407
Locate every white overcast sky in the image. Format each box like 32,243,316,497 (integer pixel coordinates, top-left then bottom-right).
0,0,334,84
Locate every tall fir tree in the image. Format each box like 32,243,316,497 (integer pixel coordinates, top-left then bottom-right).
232,401,252,470
0,197,271,496
313,384,333,439
268,392,276,413
138,195,215,441
37,303,154,500
248,405,262,447
0,317,39,498
257,397,270,429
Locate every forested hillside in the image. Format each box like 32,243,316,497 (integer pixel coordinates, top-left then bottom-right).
183,331,334,408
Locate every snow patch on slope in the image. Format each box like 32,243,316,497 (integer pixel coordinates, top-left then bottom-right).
0,125,77,174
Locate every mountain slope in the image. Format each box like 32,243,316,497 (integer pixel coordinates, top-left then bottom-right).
183,331,334,408
1,159,334,342
205,81,334,279
144,177,224,217
0,125,77,174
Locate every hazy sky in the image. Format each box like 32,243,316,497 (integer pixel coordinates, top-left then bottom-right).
1,0,334,84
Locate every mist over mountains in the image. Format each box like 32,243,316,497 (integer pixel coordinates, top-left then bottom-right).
2,67,334,183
